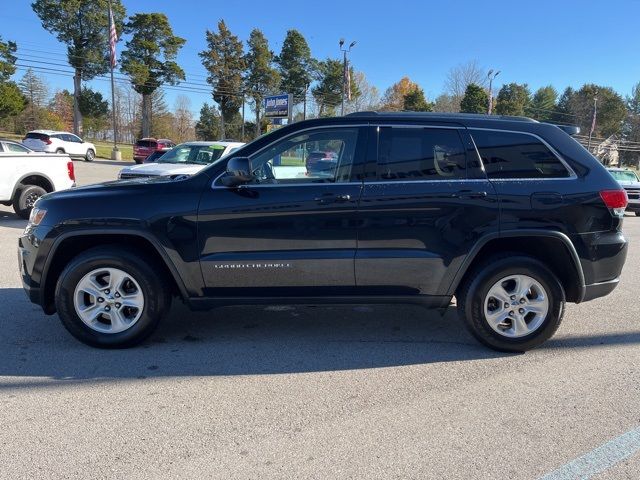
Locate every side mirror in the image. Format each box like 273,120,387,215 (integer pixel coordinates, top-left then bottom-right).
221,157,254,187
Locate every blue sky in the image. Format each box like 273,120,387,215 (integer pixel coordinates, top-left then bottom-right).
3,0,640,113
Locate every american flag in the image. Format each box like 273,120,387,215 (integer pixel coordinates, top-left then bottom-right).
109,6,118,68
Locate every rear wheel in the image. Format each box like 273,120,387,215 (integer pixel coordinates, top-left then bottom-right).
55,246,171,348
635,211,640,217
12,184,46,219
55,148,65,154
458,255,565,352
85,148,95,162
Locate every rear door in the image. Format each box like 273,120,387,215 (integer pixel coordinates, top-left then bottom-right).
197,125,367,297
355,124,499,296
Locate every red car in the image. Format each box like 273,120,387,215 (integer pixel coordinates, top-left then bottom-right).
133,138,175,164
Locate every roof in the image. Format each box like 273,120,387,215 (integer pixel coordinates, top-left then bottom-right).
345,111,538,123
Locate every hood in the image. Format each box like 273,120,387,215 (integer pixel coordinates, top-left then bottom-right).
119,162,207,177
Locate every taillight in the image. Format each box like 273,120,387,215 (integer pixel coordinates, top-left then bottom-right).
45,137,52,145
67,161,75,181
600,189,627,216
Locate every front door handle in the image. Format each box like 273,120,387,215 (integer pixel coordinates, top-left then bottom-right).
314,194,351,204
453,190,488,199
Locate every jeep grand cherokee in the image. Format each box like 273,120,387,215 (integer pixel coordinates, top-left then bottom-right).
18,112,628,351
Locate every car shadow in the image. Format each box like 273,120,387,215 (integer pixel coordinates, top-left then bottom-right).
0,210,27,229
91,159,136,166
0,287,505,387
1,287,638,390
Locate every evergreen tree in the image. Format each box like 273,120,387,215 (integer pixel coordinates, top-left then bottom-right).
529,85,557,121
244,29,280,137
460,84,489,113
200,20,245,139
495,83,531,116
403,87,433,112
276,29,314,105
120,13,186,138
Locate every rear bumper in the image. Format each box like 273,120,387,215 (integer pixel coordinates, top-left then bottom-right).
582,278,620,302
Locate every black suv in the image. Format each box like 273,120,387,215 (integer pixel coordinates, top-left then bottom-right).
18,112,628,351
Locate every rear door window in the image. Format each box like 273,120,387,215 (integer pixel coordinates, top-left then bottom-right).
470,129,570,179
376,127,467,181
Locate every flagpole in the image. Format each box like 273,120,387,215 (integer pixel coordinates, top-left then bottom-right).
108,0,120,160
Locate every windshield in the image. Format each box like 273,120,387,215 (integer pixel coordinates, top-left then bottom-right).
158,144,227,165
608,169,639,182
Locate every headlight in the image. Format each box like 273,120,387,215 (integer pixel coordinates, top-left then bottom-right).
28,207,47,226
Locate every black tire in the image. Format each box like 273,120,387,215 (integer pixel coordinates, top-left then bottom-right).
635,211,640,217
85,148,95,162
55,246,171,348
12,184,46,219
457,254,565,352
134,158,143,164
55,148,65,154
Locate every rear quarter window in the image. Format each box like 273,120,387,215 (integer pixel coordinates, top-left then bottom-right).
470,129,570,179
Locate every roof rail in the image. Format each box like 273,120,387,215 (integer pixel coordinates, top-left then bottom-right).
344,111,537,122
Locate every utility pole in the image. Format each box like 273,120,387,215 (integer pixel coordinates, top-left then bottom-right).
303,83,309,120
339,39,356,116
487,69,500,115
241,94,245,140
588,89,599,152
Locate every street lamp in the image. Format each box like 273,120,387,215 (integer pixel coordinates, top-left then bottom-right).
340,39,357,116
487,69,500,115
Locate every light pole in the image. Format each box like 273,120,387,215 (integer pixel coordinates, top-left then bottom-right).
340,39,356,116
487,69,500,115
588,89,599,152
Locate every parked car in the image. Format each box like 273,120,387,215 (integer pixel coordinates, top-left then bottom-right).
133,138,175,164
306,150,339,177
607,167,640,216
22,130,96,162
1,149,75,218
0,138,35,153
19,112,628,351
142,148,171,164
118,141,245,179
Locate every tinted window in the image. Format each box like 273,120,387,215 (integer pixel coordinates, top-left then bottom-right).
471,130,570,179
25,132,49,141
248,128,359,184
377,127,466,181
136,140,156,148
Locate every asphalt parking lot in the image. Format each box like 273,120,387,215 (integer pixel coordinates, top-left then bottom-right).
0,160,638,479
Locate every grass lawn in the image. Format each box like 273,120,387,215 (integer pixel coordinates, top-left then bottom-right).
94,141,133,161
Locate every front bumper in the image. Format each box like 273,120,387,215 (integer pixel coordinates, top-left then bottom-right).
17,224,53,311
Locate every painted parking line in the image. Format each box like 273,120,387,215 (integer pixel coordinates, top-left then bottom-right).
539,426,640,480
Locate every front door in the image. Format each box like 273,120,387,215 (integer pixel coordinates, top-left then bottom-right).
197,126,367,297
355,124,499,296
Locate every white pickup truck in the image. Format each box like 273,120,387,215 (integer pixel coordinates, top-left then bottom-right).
0,139,76,219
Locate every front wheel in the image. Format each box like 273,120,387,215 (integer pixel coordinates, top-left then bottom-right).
457,255,565,352
85,148,95,162
55,246,171,348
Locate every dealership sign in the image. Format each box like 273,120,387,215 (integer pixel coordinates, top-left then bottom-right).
264,94,292,119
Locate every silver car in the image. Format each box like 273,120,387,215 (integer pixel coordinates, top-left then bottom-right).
607,167,640,216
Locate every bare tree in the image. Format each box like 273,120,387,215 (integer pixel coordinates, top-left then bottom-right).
433,93,459,113
443,60,487,110
346,71,381,113
114,83,141,144
173,95,194,143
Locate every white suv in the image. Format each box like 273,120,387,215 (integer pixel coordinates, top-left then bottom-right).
23,130,96,162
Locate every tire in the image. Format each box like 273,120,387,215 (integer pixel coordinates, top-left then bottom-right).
55,246,171,348
85,148,95,162
635,211,640,217
457,254,565,352
55,148,65,154
134,158,143,164
12,184,46,219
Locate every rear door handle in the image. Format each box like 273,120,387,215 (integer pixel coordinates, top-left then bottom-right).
314,194,351,204
453,190,488,199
